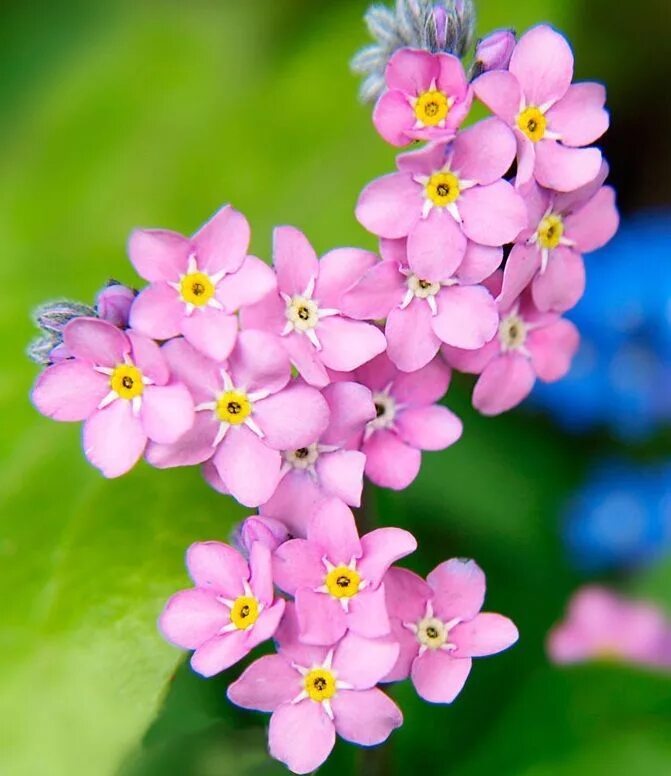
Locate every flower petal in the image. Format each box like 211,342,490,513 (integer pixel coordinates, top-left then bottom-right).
260,472,323,538
192,204,250,275
459,180,527,246
315,248,379,308
386,302,441,372
269,701,335,776
229,329,291,395
249,541,274,604
411,651,472,704
315,450,366,507
384,567,432,623
358,528,417,589
432,285,499,350
227,654,299,712
347,584,392,639
356,173,423,239
321,381,376,445
509,24,574,106
534,140,603,193
63,317,129,366
191,630,250,677
273,226,319,296
472,70,521,124
532,248,585,313
373,89,417,146
472,353,536,415
32,361,109,422
180,308,238,362
363,429,421,490
528,318,580,382
498,243,541,312
83,400,146,478
162,337,222,401
564,186,619,253
308,498,362,564
295,588,348,645
340,261,406,321
332,689,403,746
456,242,504,286
546,82,609,147
216,255,277,311
141,384,194,444
318,317,387,372
283,333,330,388
395,405,463,451
385,48,438,94
391,355,452,405
272,539,325,596
186,541,248,596
427,558,486,621
248,600,286,648
450,612,519,657
407,209,467,281
253,383,330,450
158,589,227,649
127,330,170,385
451,117,517,185
129,283,183,341
127,228,190,282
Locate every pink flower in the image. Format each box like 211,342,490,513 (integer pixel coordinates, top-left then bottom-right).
344,352,462,490
383,560,518,703
273,498,417,645
548,586,671,671
373,48,473,147
31,317,194,478
500,167,619,312
259,382,376,537
159,541,285,677
342,236,501,371
241,227,387,387
236,515,290,555
474,25,609,192
474,29,516,73
129,205,276,362
443,274,580,416
356,119,526,274
228,603,402,775
145,331,330,507
96,283,136,328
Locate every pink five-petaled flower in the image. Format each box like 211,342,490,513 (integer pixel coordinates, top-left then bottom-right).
342,237,500,371
373,48,473,147
474,25,609,192
273,498,417,645
499,166,619,312
547,586,671,671
259,381,376,537
356,118,526,276
241,227,387,387
129,204,275,362
344,352,462,490
159,541,285,677
383,559,519,703
228,603,402,775
32,317,194,478
442,273,580,416
145,331,329,507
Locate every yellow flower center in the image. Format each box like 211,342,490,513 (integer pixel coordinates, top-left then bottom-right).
536,214,564,250
110,364,144,400
215,390,252,425
425,171,461,207
417,616,449,649
304,668,337,702
325,566,361,599
229,595,260,630
179,271,216,307
499,313,528,350
286,296,319,331
517,106,547,143
414,89,449,127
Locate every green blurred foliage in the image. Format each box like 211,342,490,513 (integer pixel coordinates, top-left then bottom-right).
0,1,669,775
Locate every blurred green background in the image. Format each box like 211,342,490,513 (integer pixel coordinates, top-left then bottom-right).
1,1,669,774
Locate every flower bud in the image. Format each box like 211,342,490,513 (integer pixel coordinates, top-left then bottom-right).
234,516,290,556
474,29,516,74
96,282,136,328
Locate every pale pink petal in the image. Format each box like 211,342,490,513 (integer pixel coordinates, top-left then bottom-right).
356,173,423,239
32,361,109,422
373,89,417,146
216,255,277,311
432,285,499,350
392,355,452,405
363,429,421,490
456,242,504,285
186,541,248,596
180,308,238,362
239,289,286,334
253,383,330,450
385,48,438,93
127,330,170,385
332,689,402,746
162,337,222,401
407,209,467,281
229,329,291,395
296,588,348,645
498,243,541,311
213,426,282,508
396,405,463,451
141,384,194,444
273,539,325,596
347,584,391,639
315,248,379,308
340,261,406,320
546,82,609,147
192,205,250,275
472,70,522,125
273,226,319,296
129,283,183,340
384,621,420,682
248,541,273,604
532,248,585,313
411,651,472,703
459,180,527,246
515,133,536,188
358,528,418,588
436,52,469,100
441,339,499,375
534,141,603,193
274,602,332,667
238,516,289,554
353,351,399,393
191,630,250,677
528,318,580,382
451,117,517,185
472,353,536,415
564,186,619,253
450,612,519,657
384,567,432,623
158,589,227,649
509,24,574,106
145,412,217,468
127,228,190,282
260,472,323,537
269,701,335,775
247,600,286,647
309,497,362,563
333,633,401,689
318,317,387,372
553,160,610,214
427,558,486,621
316,450,366,507
396,142,447,176
321,381,375,445
227,654,299,712
83,400,146,478
63,317,129,366
283,333,330,388
386,303,441,372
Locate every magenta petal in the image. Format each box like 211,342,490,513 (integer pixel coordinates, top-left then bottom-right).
269,701,335,776
129,283,183,341
472,353,536,415
392,355,452,405
216,255,277,311
273,226,319,296
145,411,216,468
321,381,375,445
332,689,402,746
385,48,438,93
191,630,250,677
432,285,499,350
213,427,282,508
356,173,423,239
340,261,405,320
472,70,521,124
315,248,379,308
534,140,603,193
451,117,517,185
427,558,486,621
158,589,227,649
396,405,463,451
363,429,421,490
451,612,519,658
315,450,366,507
32,361,109,421
254,383,329,450
565,186,619,253
128,228,190,282
347,585,391,639
407,210,466,281
141,384,194,444
498,242,541,311
411,651,472,704
386,303,441,372
192,205,250,275
546,82,608,147
63,317,129,366
186,541,248,596
528,319,580,382
296,588,348,645
249,541,274,604
358,528,417,589
373,90,417,146
457,242,504,285
309,498,362,564
532,248,585,313
318,317,387,372
180,308,238,362
509,24,574,106
459,180,526,246
83,400,146,478
230,330,291,395
227,654,299,712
